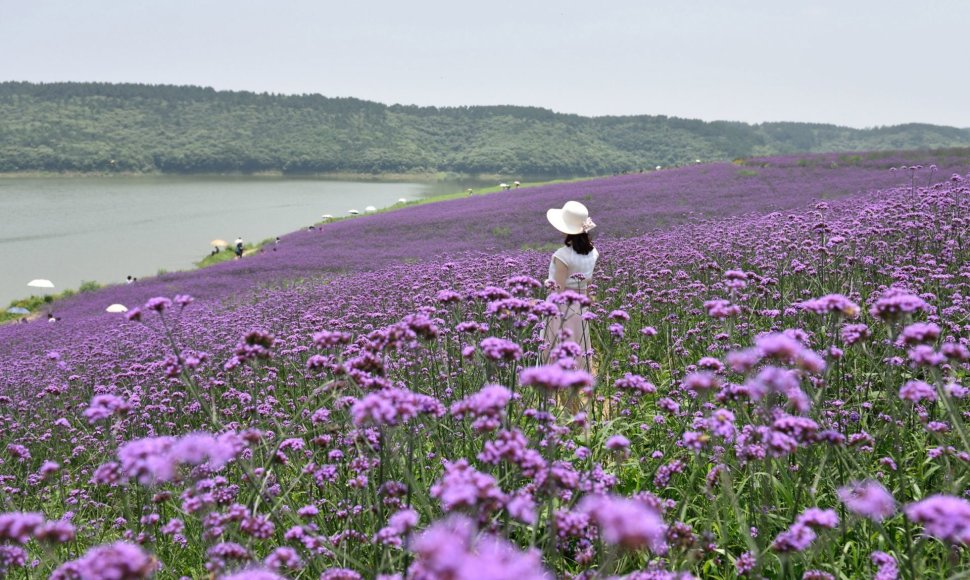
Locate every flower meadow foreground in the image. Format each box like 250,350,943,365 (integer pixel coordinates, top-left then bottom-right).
2,161,970,578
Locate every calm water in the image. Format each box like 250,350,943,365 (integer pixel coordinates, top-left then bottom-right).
0,176,476,306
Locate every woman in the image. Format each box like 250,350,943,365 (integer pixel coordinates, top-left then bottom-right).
543,200,598,371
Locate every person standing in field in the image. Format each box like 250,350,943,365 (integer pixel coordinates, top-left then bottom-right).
234,237,244,259
543,201,598,371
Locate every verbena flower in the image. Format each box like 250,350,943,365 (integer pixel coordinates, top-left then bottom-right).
840,323,870,345
578,494,667,552
904,495,970,544
430,460,505,513
479,337,523,361
771,507,838,552
605,435,630,451
838,480,896,521
0,512,45,544
450,384,512,432
898,322,941,345
798,294,860,317
50,541,159,579
704,299,741,319
869,288,931,321
351,387,444,427
871,551,898,580
408,515,551,579
83,394,131,423
898,380,937,404
519,365,594,392
144,296,172,312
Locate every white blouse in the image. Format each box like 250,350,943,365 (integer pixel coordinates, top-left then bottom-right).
547,246,598,291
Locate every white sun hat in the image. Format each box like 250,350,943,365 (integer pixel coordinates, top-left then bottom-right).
546,201,596,235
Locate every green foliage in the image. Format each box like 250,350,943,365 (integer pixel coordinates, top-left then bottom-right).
521,241,561,253
78,280,101,293
491,226,512,239
1,283,99,324
2,82,970,177
194,249,237,269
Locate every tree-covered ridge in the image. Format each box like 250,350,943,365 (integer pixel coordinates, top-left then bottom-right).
2,81,969,176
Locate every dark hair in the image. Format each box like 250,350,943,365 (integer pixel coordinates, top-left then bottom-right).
565,232,594,255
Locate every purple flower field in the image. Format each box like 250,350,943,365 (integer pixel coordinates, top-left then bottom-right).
2,152,970,578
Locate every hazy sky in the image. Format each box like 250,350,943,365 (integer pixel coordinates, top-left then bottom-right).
1,0,967,128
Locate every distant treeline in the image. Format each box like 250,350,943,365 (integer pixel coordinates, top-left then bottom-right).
2,81,970,176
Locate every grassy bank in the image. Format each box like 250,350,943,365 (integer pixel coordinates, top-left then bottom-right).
0,281,103,324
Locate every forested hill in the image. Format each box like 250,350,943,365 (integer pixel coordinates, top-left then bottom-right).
3,81,970,176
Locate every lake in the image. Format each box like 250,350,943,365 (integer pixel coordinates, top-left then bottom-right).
0,176,481,306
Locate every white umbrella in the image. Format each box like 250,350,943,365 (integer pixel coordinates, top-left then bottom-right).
348,209,360,215
364,206,377,212
106,304,129,313
398,198,408,203
27,279,54,289
321,214,334,220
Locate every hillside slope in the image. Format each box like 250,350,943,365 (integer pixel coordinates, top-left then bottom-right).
1,152,970,577
2,81,970,176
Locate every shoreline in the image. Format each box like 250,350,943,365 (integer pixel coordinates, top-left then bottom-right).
0,174,591,325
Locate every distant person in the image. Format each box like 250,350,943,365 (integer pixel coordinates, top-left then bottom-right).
47,313,58,323
126,275,134,284
234,237,244,259
543,201,598,372
307,225,315,231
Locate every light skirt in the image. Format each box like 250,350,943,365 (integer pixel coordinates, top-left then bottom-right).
542,301,592,371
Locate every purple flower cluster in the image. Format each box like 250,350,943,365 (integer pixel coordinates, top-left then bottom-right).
350,387,444,427
519,364,594,392
430,460,505,513
51,542,158,579
837,480,896,522
578,494,668,552
798,293,860,318
771,508,838,552
904,495,970,545
117,432,242,484
869,288,932,321
450,384,512,432
408,515,552,579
